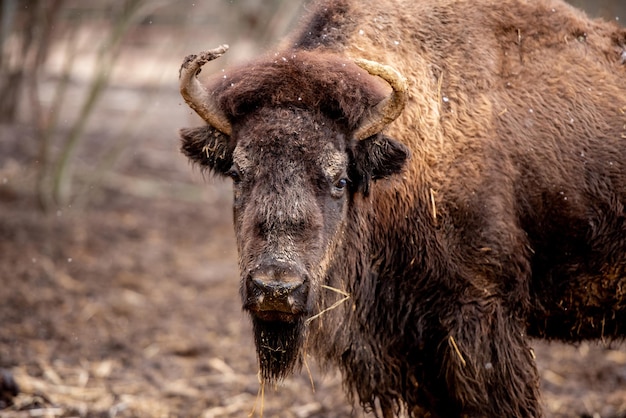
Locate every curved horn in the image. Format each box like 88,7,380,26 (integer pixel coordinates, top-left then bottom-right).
179,44,232,136
352,59,408,140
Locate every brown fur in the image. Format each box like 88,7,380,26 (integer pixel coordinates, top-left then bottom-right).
180,0,626,416
214,51,389,133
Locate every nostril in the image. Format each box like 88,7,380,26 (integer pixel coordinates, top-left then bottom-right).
252,277,303,294
246,263,307,315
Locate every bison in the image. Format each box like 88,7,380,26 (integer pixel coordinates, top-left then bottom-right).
178,0,626,416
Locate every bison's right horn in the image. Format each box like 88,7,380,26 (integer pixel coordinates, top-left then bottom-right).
352,59,408,140
179,44,232,136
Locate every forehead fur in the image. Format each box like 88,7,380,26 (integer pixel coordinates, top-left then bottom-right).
232,108,348,178
211,50,388,131
318,142,347,179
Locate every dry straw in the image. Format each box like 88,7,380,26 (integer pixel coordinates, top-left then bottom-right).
448,335,467,368
305,285,351,325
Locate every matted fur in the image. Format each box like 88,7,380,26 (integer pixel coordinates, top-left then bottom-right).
180,0,626,416
211,51,389,133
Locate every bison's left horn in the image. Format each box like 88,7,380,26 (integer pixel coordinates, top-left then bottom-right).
353,59,408,140
179,44,233,136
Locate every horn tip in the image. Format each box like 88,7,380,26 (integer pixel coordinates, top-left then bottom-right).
180,45,231,76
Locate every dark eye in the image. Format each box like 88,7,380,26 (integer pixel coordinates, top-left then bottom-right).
226,166,242,184
331,177,349,198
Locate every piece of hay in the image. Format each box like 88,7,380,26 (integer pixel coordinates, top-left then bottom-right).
305,285,351,325
248,373,265,418
430,188,437,222
448,336,467,367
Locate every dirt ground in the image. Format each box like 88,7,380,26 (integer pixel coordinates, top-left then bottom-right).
1,3,626,417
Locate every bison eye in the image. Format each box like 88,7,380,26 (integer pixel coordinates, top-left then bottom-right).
226,166,242,184
331,177,349,198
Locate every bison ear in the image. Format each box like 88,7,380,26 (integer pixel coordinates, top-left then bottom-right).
350,134,409,195
180,125,233,175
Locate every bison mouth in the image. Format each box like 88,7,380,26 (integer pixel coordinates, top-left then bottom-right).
250,309,301,323
251,316,306,382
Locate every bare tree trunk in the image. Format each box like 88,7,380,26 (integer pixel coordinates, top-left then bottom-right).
0,0,29,123
0,0,63,124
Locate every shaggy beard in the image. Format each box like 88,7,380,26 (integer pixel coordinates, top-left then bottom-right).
252,316,306,382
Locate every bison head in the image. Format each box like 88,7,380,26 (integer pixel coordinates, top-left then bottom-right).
179,46,409,382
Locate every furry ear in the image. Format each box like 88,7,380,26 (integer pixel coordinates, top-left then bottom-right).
350,134,410,195
180,126,233,175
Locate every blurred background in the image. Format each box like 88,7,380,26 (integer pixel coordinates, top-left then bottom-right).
0,1,625,417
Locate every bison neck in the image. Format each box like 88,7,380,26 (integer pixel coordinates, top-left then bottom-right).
308,180,448,408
